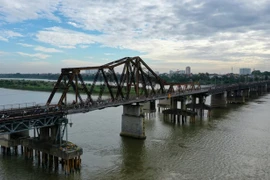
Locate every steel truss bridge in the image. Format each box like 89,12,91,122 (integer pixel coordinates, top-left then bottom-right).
0,56,270,134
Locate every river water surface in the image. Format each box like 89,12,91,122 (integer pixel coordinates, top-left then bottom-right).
0,88,270,180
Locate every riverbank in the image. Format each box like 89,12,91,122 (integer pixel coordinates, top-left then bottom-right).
0,79,95,93
0,79,137,95
0,79,55,91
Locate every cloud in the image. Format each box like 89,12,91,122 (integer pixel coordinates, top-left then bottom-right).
34,46,62,53
0,51,6,55
17,43,33,47
2,0,270,73
104,53,114,56
80,45,89,49
36,27,97,48
0,0,61,23
61,59,99,67
17,52,50,59
0,36,7,42
67,21,80,28
0,30,23,41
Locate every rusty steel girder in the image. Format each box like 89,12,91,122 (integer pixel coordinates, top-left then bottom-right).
46,56,200,106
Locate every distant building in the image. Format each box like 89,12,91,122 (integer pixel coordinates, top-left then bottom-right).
186,66,191,75
239,68,251,75
178,70,185,74
85,70,98,74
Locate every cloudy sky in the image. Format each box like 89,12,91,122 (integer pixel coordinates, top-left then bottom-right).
0,0,269,74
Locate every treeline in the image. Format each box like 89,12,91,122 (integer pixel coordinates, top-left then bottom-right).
0,70,269,85
0,73,99,81
0,80,57,92
160,71,269,85
0,73,60,80
0,79,135,94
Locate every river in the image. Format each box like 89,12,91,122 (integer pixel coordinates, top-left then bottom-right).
0,88,270,180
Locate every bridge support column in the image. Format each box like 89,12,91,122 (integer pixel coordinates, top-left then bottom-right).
198,95,204,119
191,95,196,111
242,89,249,102
40,127,50,141
0,131,29,155
180,98,187,124
150,100,156,112
120,104,146,139
267,84,270,92
211,93,226,108
250,87,258,98
142,100,156,118
257,85,261,96
170,98,178,123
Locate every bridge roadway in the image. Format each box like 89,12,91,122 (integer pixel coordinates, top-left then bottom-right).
0,80,269,134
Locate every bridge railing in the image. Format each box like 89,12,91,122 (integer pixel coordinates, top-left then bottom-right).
0,102,37,111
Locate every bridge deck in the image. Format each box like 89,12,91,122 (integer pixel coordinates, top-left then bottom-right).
0,80,269,134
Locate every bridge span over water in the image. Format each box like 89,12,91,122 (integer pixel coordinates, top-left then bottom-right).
0,56,270,174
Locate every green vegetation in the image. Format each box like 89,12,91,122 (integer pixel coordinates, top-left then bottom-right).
0,73,98,81
0,70,268,93
0,80,54,91
0,79,137,95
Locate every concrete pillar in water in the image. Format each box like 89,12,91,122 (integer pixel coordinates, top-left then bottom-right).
14,146,18,155
142,100,156,117
191,95,196,111
21,145,24,154
250,87,258,97
150,100,156,111
258,85,262,95
120,104,146,139
37,151,41,166
181,98,187,124
50,125,59,143
211,92,226,108
49,155,53,168
170,98,177,123
198,95,204,118
242,89,249,102
40,127,49,141
267,84,270,92
54,156,59,170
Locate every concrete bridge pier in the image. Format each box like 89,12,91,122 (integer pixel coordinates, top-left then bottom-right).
190,95,197,123
170,98,178,123
180,98,187,124
142,100,156,118
198,95,204,119
267,84,270,92
120,104,146,139
16,118,83,174
261,84,267,94
0,131,29,156
191,95,196,111
243,89,250,102
211,92,227,108
158,99,170,112
257,85,262,95
227,89,249,104
250,87,258,98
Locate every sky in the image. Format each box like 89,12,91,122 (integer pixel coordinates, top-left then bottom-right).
0,0,270,74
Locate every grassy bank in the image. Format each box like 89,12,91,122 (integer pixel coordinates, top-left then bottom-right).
0,79,100,93
0,79,137,95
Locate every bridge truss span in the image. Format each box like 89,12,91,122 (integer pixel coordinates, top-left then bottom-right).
0,112,66,135
46,56,201,107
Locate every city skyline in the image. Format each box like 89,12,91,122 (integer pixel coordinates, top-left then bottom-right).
0,0,270,74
